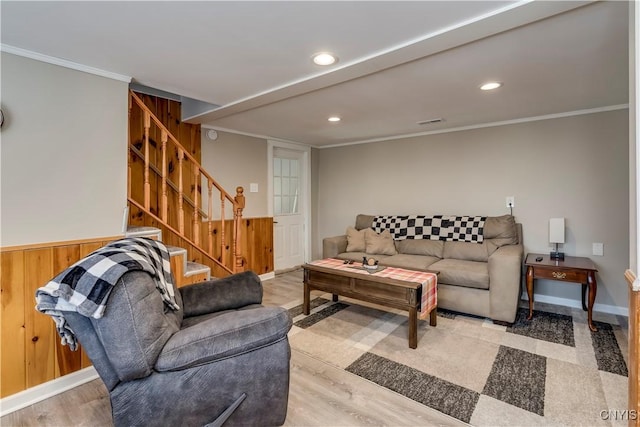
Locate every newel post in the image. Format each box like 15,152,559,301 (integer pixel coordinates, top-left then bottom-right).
233,186,245,272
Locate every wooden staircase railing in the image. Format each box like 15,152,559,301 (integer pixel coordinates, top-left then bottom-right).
128,90,245,275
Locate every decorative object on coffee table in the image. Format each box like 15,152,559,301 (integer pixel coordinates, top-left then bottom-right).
362,256,379,270
525,253,598,331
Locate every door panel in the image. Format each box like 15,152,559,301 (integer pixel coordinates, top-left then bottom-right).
273,148,305,270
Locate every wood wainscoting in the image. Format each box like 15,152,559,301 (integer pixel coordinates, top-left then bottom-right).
0,236,121,398
1,222,273,399
129,204,274,276
626,270,639,427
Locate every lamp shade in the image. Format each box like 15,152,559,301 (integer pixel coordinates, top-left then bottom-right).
549,218,565,244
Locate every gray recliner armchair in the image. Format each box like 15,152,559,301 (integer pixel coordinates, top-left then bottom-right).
64,270,293,427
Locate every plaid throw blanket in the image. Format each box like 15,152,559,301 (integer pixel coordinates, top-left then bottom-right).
35,237,179,350
372,215,487,243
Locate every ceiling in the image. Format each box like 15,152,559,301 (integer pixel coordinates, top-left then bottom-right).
1,1,629,147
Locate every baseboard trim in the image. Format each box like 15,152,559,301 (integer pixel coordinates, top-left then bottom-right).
0,367,99,417
520,292,628,317
259,272,276,281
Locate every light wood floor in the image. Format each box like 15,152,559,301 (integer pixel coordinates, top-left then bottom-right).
1,270,465,427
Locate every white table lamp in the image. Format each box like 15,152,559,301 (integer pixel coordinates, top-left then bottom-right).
549,217,565,260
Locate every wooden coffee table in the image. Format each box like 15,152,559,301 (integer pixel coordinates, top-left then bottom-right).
302,259,438,349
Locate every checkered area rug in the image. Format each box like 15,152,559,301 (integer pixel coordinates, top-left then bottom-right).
287,297,629,426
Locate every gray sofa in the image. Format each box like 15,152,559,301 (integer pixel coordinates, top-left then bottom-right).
323,214,524,324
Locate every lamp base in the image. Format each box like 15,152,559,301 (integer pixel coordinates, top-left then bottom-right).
550,251,565,261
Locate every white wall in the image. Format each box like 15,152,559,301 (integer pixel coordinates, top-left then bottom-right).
1,53,129,247
316,110,629,310
200,130,268,218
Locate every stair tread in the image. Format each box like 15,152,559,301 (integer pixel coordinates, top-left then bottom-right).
125,226,162,239
185,261,210,278
166,245,187,256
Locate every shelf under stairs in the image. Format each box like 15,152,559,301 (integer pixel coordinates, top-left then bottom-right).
125,226,211,287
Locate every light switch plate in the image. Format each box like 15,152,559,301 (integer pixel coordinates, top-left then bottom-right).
592,243,604,256
249,183,259,193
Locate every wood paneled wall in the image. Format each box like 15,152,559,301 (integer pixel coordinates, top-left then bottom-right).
1,237,120,398
207,217,275,275
627,270,639,427
130,203,274,276
0,221,273,399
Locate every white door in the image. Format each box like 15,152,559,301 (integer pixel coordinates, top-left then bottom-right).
273,147,306,270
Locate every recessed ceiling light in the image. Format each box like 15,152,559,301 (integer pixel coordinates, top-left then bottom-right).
328,116,341,122
480,82,503,91
312,52,338,66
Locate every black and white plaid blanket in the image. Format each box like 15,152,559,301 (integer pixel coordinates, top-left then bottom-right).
35,237,179,350
372,215,487,243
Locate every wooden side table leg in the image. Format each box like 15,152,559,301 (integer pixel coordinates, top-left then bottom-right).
332,294,338,302
526,266,534,320
587,272,598,332
429,305,437,327
581,284,587,311
302,270,311,316
409,307,418,349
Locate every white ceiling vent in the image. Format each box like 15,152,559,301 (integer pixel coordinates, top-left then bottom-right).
417,118,445,125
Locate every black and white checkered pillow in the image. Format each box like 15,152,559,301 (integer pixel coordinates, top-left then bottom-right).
448,216,486,242
373,215,486,242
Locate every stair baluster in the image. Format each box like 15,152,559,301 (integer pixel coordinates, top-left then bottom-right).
143,111,151,210
193,165,200,246
161,130,168,222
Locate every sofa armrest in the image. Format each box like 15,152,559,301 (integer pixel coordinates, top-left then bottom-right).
488,243,524,323
323,235,348,258
156,306,292,372
180,271,263,318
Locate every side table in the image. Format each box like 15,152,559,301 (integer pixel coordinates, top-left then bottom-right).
524,253,599,331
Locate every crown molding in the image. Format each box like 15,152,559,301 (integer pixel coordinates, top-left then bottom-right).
1,44,131,83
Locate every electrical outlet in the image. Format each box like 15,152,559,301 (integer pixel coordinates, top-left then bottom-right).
505,196,515,208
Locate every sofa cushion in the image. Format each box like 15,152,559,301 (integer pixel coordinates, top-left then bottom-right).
396,239,444,258
429,259,489,290
364,229,398,255
346,226,366,252
355,214,375,230
443,241,489,262
381,254,440,270
156,306,292,371
484,215,518,244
